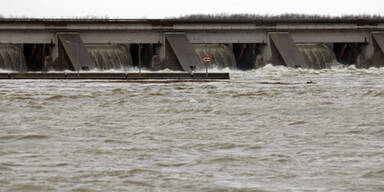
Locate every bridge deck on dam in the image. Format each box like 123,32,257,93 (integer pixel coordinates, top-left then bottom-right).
0,18,383,44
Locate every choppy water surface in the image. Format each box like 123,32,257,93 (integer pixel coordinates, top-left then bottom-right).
0,65,383,192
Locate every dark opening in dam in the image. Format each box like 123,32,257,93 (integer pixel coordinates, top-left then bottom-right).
333,43,360,65
233,44,259,70
23,44,52,71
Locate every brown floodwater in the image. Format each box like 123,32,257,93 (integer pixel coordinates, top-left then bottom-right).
0,65,383,191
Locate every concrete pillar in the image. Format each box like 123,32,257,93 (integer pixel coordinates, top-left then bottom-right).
258,36,286,68
357,34,384,68
153,35,180,71
154,39,181,71
44,43,58,71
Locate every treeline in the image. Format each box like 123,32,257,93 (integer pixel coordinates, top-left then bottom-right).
1,13,383,22
169,13,384,21
0,15,112,19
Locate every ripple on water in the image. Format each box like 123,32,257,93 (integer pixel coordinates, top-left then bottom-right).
320,101,334,105
16,135,49,140
111,88,124,94
207,156,239,163
288,121,307,126
231,90,278,98
0,134,49,143
71,188,99,192
122,168,162,178
0,135,19,141
362,90,384,97
123,180,154,187
0,165,12,171
362,170,384,178
200,185,269,192
7,184,55,192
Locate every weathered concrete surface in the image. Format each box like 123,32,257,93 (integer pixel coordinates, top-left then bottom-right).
165,33,204,73
269,32,308,68
372,33,384,55
357,32,384,68
57,33,95,71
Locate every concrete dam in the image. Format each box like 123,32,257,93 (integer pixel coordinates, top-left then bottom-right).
0,17,384,78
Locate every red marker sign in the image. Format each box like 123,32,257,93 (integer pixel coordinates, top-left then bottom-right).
202,56,212,63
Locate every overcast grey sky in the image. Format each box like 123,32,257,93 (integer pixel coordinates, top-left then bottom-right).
1,0,383,18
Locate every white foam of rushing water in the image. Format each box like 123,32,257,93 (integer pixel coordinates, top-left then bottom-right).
233,64,384,75
3,63,384,75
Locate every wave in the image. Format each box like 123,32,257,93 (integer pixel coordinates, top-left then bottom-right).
226,64,384,76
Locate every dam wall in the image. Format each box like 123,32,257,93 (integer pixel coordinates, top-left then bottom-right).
0,18,384,72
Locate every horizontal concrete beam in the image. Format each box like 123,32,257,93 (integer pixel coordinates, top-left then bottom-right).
0,24,153,31
1,23,384,31
291,31,370,43
0,31,55,44
0,29,375,44
80,31,162,44
186,31,266,43
0,72,230,79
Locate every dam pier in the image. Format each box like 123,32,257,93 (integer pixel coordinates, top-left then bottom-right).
0,17,384,78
